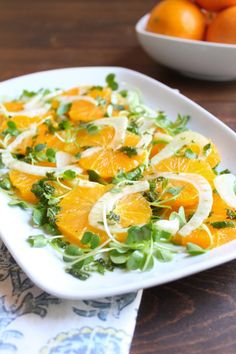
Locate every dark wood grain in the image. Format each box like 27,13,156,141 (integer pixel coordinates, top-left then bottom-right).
0,1,236,353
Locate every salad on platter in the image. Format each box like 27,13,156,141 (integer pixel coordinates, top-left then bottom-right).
0,73,235,281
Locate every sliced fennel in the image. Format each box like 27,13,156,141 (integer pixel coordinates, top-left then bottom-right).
55,151,77,168
154,132,173,143
57,95,97,105
155,219,180,236
2,151,83,177
146,172,213,236
214,173,236,209
92,116,128,149
88,181,149,233
151,131,209,165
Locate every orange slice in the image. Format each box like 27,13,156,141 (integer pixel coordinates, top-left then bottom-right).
33,124,79,155
4,102,24,112
79,148,146,178
114,192,152,228
155,156,216,185
69,100,105,122
9,170,41,203
77,128,141,149
77,126,115,147
164,180,199,209
56,184,110,245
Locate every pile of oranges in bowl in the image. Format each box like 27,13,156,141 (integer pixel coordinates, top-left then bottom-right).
146,0,236,44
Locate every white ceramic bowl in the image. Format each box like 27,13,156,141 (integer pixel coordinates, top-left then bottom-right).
136,14,236,81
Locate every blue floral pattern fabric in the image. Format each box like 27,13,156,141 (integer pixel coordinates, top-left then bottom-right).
0,240,142,354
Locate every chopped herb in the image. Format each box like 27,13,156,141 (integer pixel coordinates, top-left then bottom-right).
96,96,107,106
86,124,101,135
127,120,140,135
107,211,120,223
58,119,72,131
56,103,72,116
21,89,37,98
44,119,57,134
0,175,11,190
113,104,125,111
91,85,103,91
31,177,60,234
203,143,211,157
62,169,76,180
27,234,48,248
119,146,138,158
119,90,128,98
226,209,236,220
106,73,118,91
8,199,30,209
81,231,100,249
87,170,106,184
46,148,56,163
112,165,145,184
2,121,20,137
0,154,4,169
155,112,190,136
184,148,197,159
186,243,207,255
211,221,235,229
167,185,184,196
220,169,231,175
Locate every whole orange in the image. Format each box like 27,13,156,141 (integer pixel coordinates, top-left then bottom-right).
146,0,205,41
206,6,236,44
195,0,236,11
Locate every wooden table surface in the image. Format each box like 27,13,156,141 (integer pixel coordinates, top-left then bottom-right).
1,1,236,353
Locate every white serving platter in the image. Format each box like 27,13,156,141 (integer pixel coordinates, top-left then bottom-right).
0,67,236,300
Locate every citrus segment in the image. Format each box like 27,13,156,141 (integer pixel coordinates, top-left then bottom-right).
79,148,146,178
69,100,105,122
155,157,216,185
114,192,152,228
9,170,41,203
56,184,110,245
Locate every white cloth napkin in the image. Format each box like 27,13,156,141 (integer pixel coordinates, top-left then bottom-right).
0,240,142,354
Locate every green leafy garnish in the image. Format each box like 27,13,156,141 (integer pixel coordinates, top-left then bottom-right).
27,234,48,248
112,165,145,184
119,90,128,98
119,146,138,158
106,73,118,91
184,148,197,159
31,177,60,234
2,121,20,137
62,169,76,180
86,124,101,135
87,170,106,184
81,231,100,249
0,175,11,190
56,103,72,116
203,143,211,157
226,209,236,220
155,112,190,136
210,221,235,229
186,243,207,255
